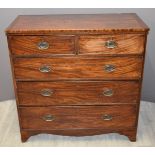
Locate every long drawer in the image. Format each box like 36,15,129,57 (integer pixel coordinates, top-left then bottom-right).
79,34,145,55
9,35,75,56
17,81,140,106
13,57,143,80
19,105,137,130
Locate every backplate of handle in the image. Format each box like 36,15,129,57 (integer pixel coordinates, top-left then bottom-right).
105,40,117,49
102,114,113,121
104,64,115,72
37,41,49,50
42,114,55,121
103,89,113,97
39,65,51,73
41,89,53,97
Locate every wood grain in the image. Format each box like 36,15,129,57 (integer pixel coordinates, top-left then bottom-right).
9,35,75,56
19,105,137,130
17,81,140,106
6,14,149,35
13,57,143,80
79,34,145,55
20,128,137,142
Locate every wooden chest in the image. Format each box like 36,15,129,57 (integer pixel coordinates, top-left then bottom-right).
6,14,149,142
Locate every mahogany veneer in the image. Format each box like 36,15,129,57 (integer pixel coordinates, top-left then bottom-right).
13,57,143,80
17,81,140,106
9,35,75,56
6,14,149,142
79,34,145,55
20,105,137,130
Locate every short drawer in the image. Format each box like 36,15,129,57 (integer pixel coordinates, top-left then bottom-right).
17,81,140,106
19,105,137,130
79,34,145,55
13,57,143,80
9,35,75,56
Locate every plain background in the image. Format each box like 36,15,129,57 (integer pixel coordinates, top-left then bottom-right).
0,8,155,102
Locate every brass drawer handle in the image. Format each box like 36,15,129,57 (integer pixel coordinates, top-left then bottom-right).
103,89,113,97
105,40,117,49
102,114,113,121
104,64,115,72
42,114,55,121
39,65,51,73
37,41,49,50
41,89,53,97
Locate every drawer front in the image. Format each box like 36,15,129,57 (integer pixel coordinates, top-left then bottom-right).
9,35,75,56
20,105,137,130
79,34,145,55
14,57,143,80
17,81,140,106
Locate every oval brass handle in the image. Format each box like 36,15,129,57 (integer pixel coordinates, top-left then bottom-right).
41,89,53,97
42,114,55,121
103,89,113,97
104,64,115,72
102,114,113,121
37,41,49,50
105,40,117,49
39,65,51,73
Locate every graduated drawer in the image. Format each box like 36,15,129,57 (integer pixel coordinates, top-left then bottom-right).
19,105,137,130
9,35,75,56
17,81,140,106
79,34,145,55
13,57,143,80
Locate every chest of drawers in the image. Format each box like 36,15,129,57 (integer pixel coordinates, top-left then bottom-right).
6,14,149,142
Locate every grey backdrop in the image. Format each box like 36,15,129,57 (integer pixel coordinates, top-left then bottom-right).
0,8,155,102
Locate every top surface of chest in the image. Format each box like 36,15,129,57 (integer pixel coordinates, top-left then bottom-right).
6,13,149,34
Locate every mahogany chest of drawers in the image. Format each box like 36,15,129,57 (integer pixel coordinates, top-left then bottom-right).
6,14,149,142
